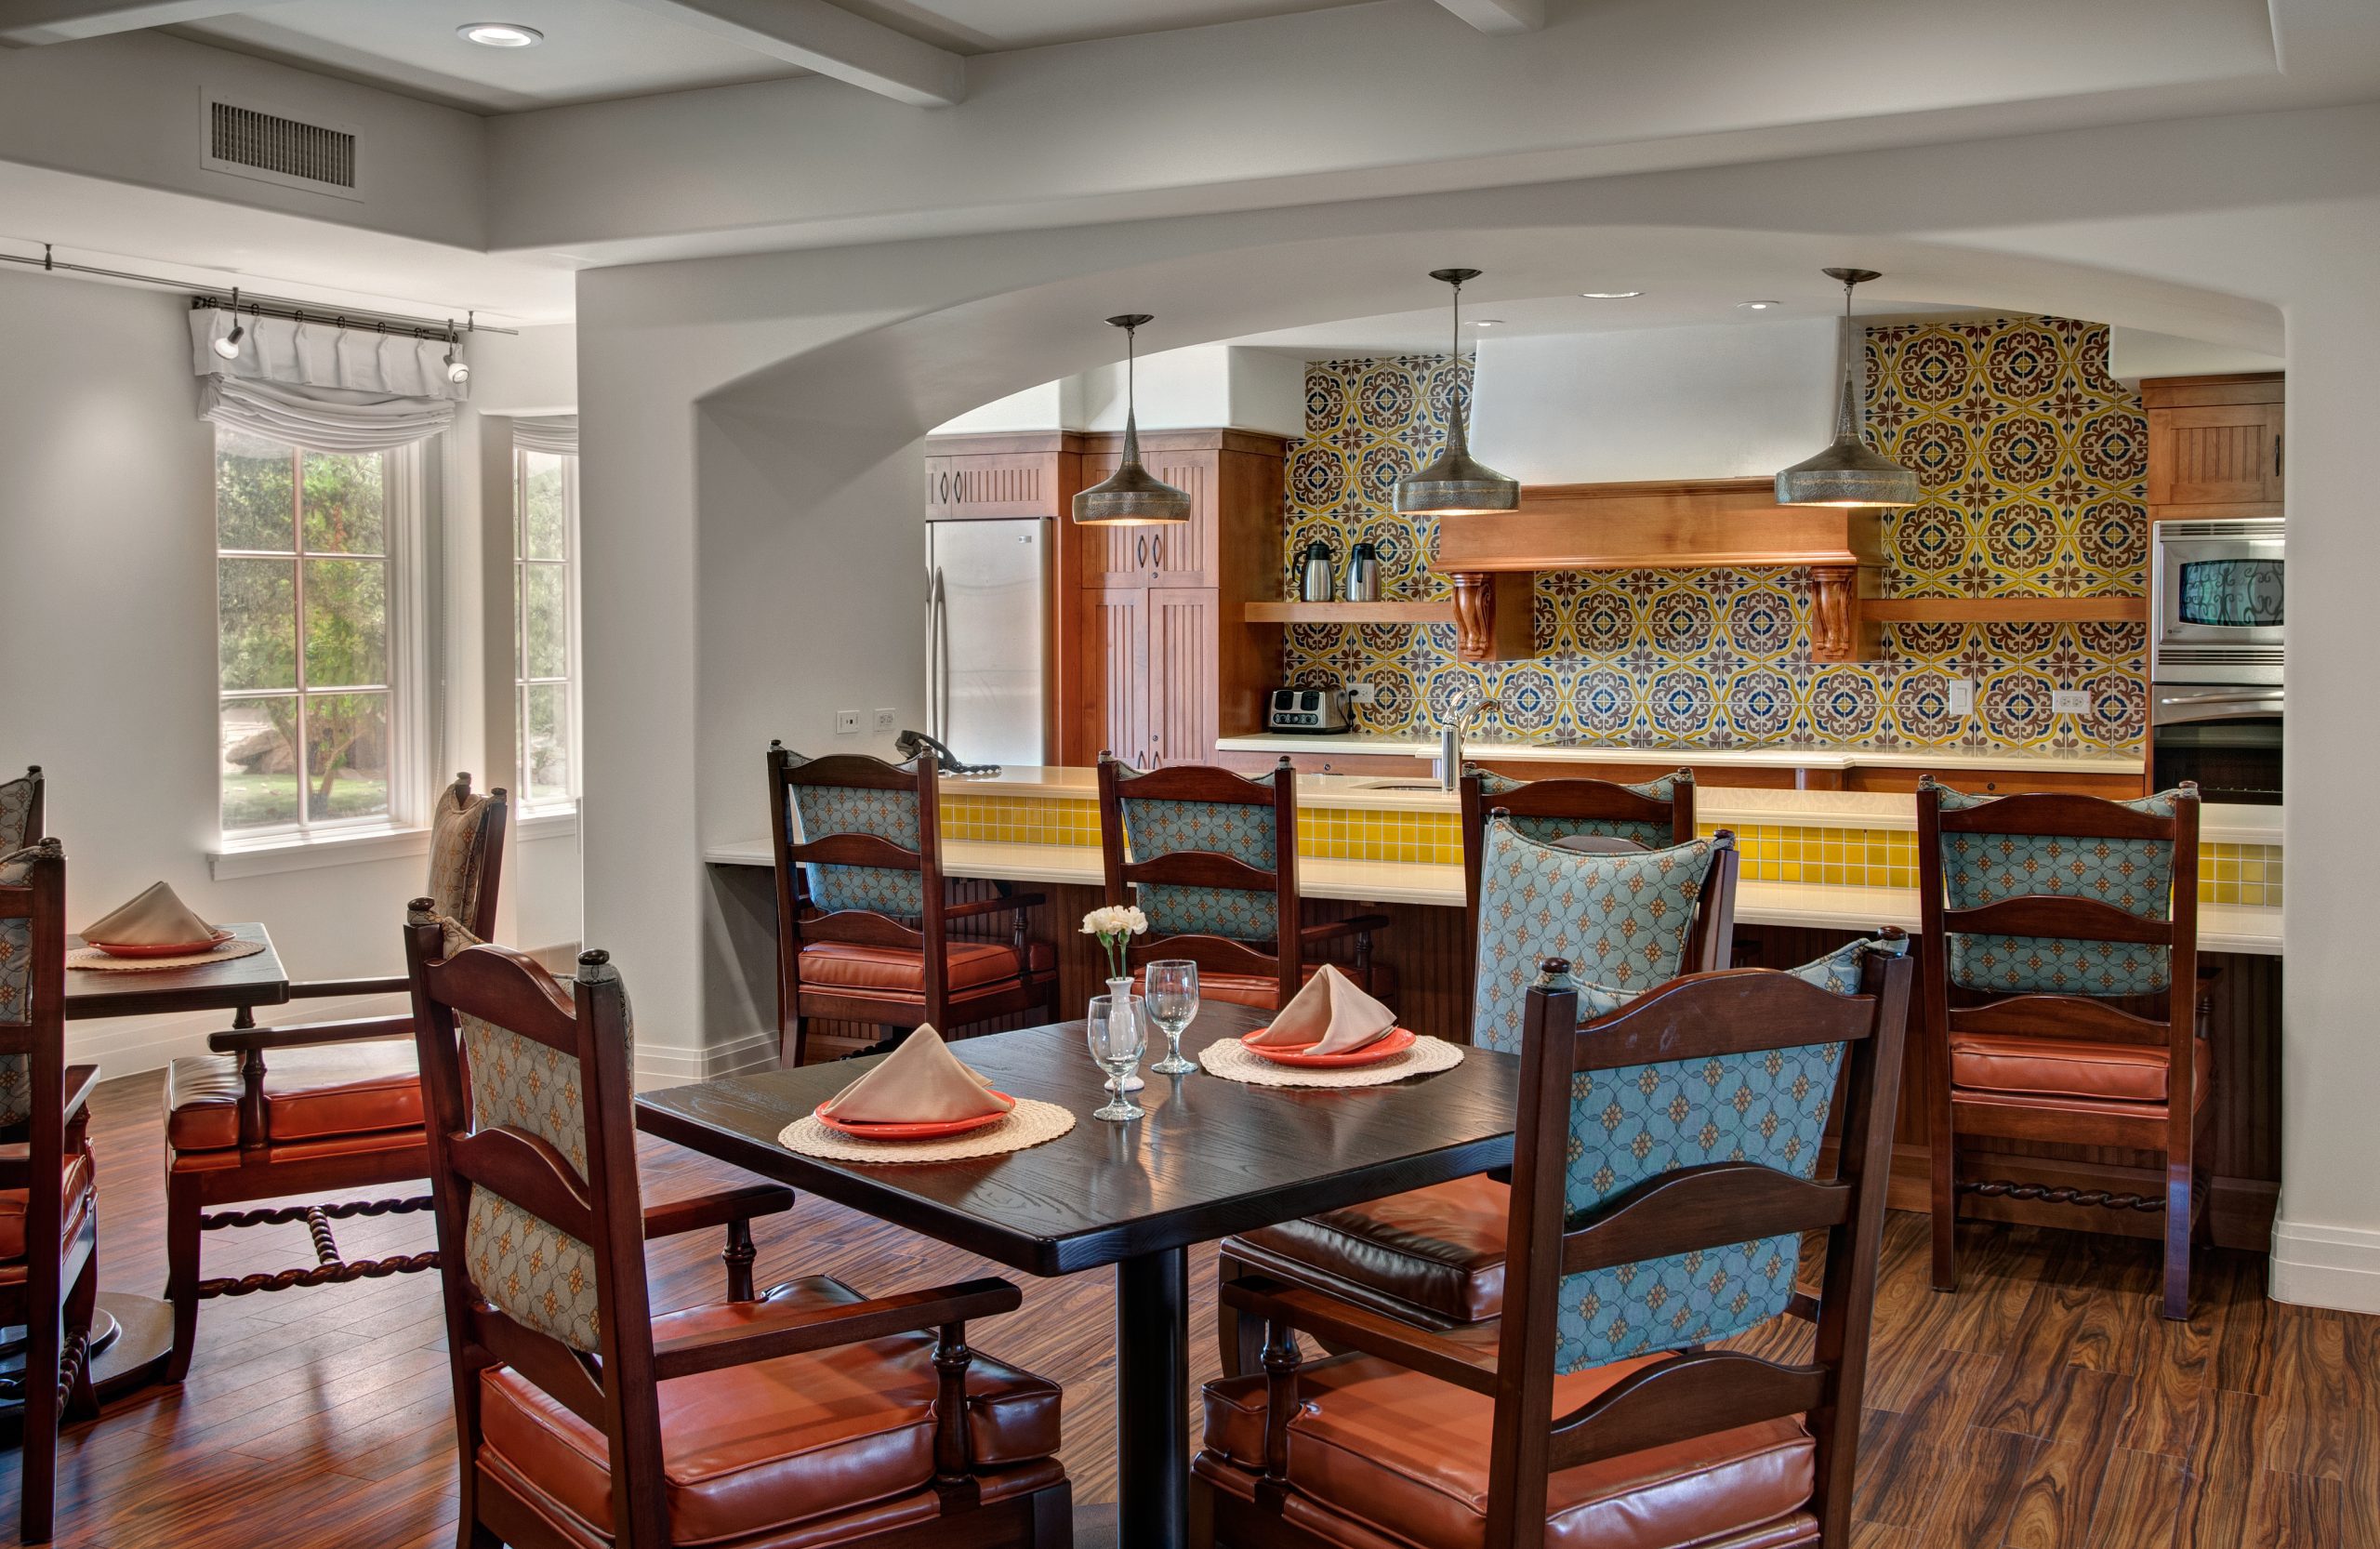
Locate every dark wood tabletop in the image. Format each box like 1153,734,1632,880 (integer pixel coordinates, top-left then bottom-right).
636,1002,1520,1278
62,922,290,1022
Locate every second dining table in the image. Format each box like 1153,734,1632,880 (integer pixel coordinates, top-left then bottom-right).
636,1000,1519,1549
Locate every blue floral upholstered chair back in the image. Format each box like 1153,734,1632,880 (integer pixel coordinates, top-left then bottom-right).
1461,766,1692,855
771,744,929,920
1100,760,1289,946
1469,817,1738,1053
1919,778,2196,999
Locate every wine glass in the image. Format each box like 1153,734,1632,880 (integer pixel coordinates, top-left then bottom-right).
1087,993,1147,1121
1144,959,1200,1075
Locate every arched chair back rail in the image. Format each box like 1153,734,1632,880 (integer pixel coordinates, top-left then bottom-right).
1214,820,1739,1374
1194,941,1915,1549
164,773,509,1382
1916,776,2208,1320
401,911,1070,1549
0,839,102,1544
769,743,1057,1066
1095,755,1394,1012
0,765,44,853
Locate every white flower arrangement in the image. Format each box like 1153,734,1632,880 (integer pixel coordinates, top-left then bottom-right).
1081,904,1149,980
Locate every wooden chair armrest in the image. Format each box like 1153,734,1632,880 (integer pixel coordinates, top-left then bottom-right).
61,1065,99,1124
652,1278,1021,1381
942,893,1048,920
642,1182,797,1240
286,974,410,1000
208,1015,414,1054
1299,914,1392,944
1218,1276,1498,1396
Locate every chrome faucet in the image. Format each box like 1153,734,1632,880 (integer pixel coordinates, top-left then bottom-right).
1433,688,1500,792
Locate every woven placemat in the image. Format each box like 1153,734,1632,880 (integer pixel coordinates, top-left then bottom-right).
67,939,269,973
1198,1034,1465,1089
779,1097,1077,1163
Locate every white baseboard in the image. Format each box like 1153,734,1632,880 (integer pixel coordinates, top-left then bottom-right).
634,1028,779,1090
72,993,410,1083
2269,1217,2380,1315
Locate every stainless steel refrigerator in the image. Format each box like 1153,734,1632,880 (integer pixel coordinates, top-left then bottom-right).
925,518,1050,767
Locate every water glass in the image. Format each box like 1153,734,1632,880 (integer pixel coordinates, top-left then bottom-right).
1144,959,1200,1075
1087,993,1147,1121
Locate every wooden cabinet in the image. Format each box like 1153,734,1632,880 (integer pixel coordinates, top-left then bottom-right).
2144,373,2283,519
1144,587,1219,767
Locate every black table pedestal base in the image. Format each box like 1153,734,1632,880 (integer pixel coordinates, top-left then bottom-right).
1115,1246,1190,1549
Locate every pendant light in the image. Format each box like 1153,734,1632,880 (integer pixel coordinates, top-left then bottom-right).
1394,268,1519,516
1774,267,1921,508
1073,313,1191,526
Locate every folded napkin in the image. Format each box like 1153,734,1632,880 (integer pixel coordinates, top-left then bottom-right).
1553,833,1650,855
82,881,218,947
825,1026,1015,1124
1250,963,1397,1054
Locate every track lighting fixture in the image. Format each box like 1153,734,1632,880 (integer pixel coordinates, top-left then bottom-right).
212,287,245,360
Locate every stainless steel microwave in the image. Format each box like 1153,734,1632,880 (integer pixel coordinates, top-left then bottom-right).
2150,517,2283,687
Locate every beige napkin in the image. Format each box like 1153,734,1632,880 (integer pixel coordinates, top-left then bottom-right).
81,881,219,947
1250,963,1397,1054
825,1026,1015,1124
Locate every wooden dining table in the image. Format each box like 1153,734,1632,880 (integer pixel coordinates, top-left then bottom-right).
637,1001,1520,1549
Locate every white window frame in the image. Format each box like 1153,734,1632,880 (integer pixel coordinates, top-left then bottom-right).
513,445,582,816
211,434,434,864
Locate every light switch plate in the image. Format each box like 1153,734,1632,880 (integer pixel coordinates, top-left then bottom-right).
872,708,898,731
1945,678,1974,716
835,709,861,735
2052,689,2091,714
1345,682,1380,705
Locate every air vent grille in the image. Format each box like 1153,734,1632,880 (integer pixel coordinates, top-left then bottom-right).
206,99,356,191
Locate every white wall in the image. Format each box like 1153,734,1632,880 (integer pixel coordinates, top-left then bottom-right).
929,344,1304,437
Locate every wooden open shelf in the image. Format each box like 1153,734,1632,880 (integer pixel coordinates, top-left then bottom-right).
1864,597,2148,624
1241,600,1456,624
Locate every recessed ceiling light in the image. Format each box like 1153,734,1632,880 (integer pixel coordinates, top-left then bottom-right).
1738,299,1781,311
1471,318,1502,327
1580,290,1643,299
458,21,543,46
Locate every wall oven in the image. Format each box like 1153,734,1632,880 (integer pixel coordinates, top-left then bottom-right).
2150,519,2282,804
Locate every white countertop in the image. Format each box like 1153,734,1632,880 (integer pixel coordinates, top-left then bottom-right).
1216,732,2146,776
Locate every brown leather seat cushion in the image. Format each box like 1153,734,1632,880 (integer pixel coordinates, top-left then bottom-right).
799,940,1054,998
1197,1351,1815,1549
1144,961,1398,1013
1225,1174,1509,1325
0,1145,95,1263
165,1040,424,1154
1951,1033,2209,1105
479,1277,1062,1544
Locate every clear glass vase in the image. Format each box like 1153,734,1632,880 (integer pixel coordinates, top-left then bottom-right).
1104,975,1145,1092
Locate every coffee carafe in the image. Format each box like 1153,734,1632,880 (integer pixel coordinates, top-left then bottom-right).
1342,541,1381,602
1300,540,1335,602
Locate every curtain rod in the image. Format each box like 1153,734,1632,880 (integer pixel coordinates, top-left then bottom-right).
0,242,522,336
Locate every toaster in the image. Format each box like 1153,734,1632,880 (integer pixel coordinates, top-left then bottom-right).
1267,688,1351,733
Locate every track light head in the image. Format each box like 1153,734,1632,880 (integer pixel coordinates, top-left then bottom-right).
213,288,245,359
443,319,469,383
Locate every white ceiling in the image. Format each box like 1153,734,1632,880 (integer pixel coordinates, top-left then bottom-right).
831,0,1372,54
1228,291,1977,356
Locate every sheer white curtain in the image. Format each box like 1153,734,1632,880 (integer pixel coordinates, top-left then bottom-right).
190,309,467,452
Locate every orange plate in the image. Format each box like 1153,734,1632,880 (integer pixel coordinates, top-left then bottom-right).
86,928,235,959
813,1094,1016,1141
1242,1026,1417,1068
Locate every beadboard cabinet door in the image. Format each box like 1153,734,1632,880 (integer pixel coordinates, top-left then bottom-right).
1144,587,1219,768
2144,374,2284,519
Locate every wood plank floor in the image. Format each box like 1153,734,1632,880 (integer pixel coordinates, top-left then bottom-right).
7,1070,2373,1548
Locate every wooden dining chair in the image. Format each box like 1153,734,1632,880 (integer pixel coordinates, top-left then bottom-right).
162,772,507,1381
401,907,1073,1549
1097,756,1392,1010
1196,938,1914,1549
1215,817,1739,1374
770,743,1057,1066
1918,776,2208,1319
0,766,42,853
0,840,102,1544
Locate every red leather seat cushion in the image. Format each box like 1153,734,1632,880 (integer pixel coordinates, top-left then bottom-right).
165,1040,424,1154
1224,1175,1509,1325
799,940,1051,997
0,1145,95,1263
1951,1034,2210,1105
478,1278,1062,1544
1145,962,1397,1013
1197,1351,1815,1549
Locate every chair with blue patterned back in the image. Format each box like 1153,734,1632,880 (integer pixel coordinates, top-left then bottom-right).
770,744,1057,1066
1198,939,1914,1549
0,766,43,854
1916,775,2205,1320
1097,755,1393,1011
402,910,1072,1549
0,839,101,1544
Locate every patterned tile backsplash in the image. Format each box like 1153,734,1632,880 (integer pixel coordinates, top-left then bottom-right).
1279,317,2149,756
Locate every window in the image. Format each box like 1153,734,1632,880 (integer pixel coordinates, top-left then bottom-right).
515,448,578,807
217,429,416,836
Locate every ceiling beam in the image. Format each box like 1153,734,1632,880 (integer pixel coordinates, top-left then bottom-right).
1433,0,1545,33
618,0,964,108
0,0,293,46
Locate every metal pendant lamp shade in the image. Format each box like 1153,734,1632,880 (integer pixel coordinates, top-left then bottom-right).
1775,267,1922,509
1073,313,1193,526
1395,269,1520,516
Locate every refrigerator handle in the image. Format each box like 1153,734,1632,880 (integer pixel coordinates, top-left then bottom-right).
927,566,949,741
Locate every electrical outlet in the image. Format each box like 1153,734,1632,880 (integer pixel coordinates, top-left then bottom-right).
872,708,898,732
1945,678,1974,716
2052,689,2091,715
834,709,861,735
1344,682,1379,706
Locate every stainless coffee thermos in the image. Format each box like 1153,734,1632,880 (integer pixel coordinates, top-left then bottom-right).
1300,540,1335,602
1342,541,1381,602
